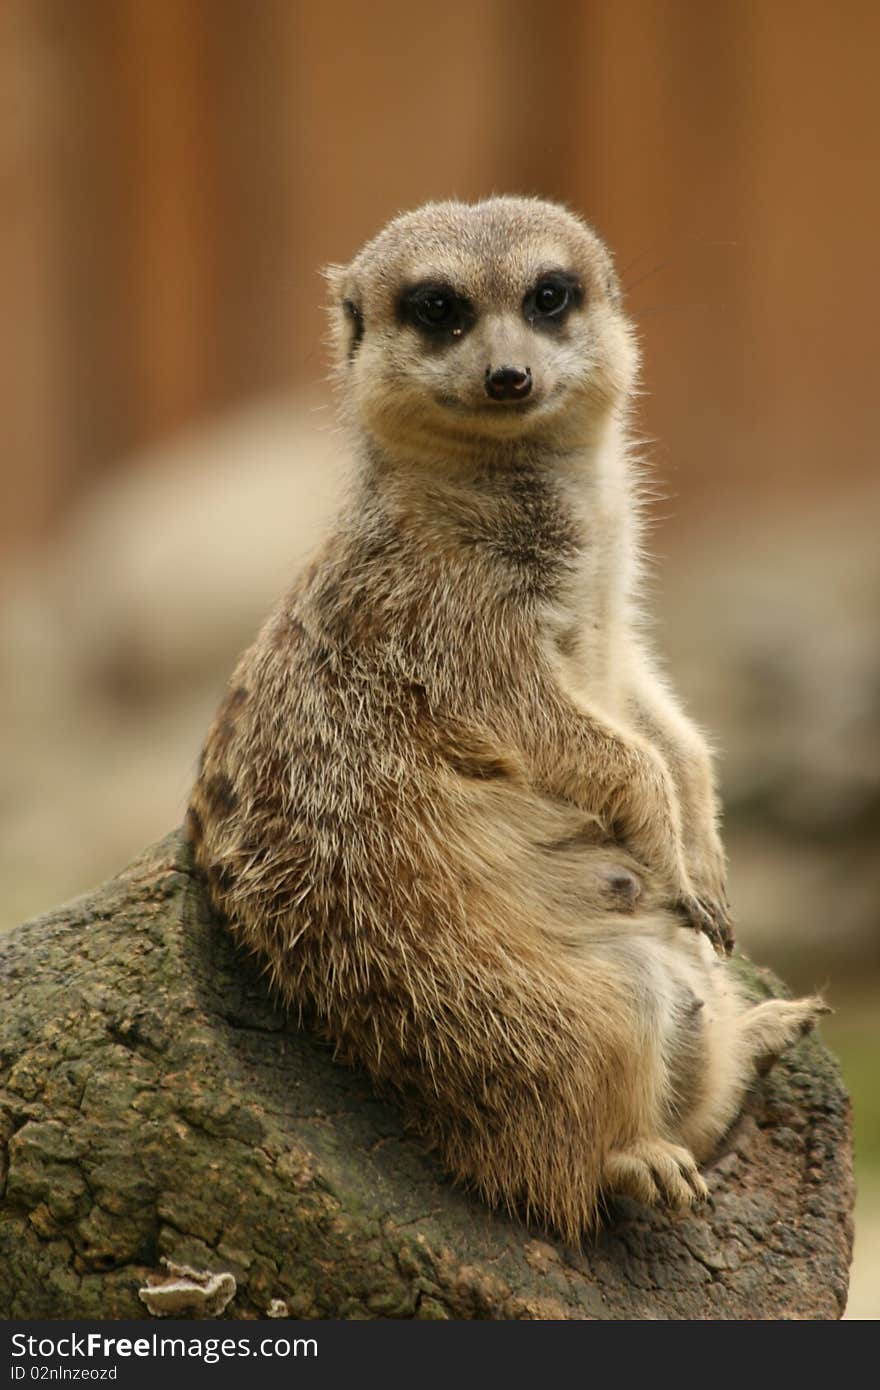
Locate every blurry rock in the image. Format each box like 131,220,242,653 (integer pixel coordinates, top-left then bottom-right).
0,394,346,932
658,493,880,976
661,497,880,836
53,394,346,697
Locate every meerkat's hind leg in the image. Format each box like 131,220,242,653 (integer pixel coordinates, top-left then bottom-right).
740,995,831,1076
602,1138,709,1211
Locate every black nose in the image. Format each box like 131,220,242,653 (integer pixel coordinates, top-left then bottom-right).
485,365,532,401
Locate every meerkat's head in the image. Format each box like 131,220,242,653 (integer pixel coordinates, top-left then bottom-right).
326,197,638,462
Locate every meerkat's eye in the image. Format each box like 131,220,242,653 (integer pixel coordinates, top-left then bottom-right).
524,272,583,327
418,293,455,326
536,282,568,314
398,282,474,340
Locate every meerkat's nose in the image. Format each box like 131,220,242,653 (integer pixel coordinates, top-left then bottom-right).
485,365,532,401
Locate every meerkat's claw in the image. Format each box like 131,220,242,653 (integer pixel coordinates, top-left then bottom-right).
678,894,732,955
603,1139,709,1212
711,902,736,956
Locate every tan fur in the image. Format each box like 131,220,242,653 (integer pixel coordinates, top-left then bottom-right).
188,197,827,1243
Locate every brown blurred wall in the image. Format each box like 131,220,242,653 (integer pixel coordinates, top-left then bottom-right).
2,0,878,560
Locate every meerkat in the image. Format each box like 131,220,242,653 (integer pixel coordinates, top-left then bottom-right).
187,197,828,1243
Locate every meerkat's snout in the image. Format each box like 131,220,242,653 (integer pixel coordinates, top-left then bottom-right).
485,364,533,402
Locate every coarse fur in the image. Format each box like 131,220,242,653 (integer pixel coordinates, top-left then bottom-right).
188,197,827,1242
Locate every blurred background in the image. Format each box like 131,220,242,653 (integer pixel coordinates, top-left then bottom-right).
1,0,877,1316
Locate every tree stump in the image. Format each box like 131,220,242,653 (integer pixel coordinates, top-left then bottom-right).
0,831,854,1319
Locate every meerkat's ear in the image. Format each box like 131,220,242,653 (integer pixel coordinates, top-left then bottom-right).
323,263,364,366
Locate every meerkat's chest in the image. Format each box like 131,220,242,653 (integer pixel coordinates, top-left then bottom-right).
538,509,629,713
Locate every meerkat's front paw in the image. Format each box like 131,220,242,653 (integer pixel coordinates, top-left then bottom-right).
602,1138,709,1212
684,835,734,954
676,889,735,956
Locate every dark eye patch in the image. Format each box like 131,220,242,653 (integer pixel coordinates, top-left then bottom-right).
522,271,584,328
397,281,475,341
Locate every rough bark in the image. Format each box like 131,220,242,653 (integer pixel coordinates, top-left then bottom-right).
0,831,854,1320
